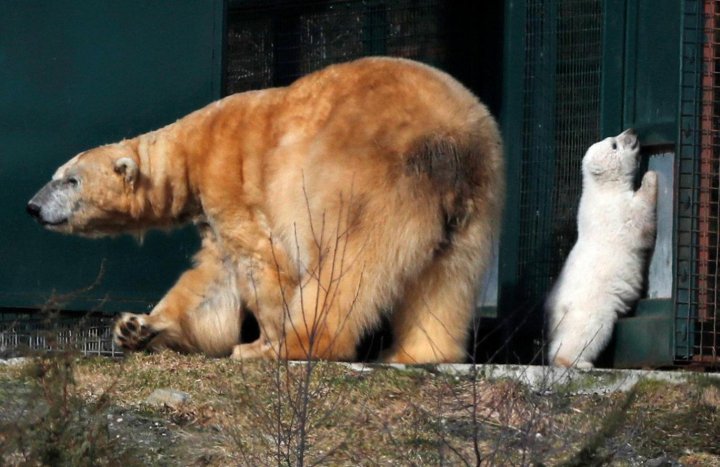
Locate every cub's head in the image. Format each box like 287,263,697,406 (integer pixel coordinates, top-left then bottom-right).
27,142,142,236
582,128,640,185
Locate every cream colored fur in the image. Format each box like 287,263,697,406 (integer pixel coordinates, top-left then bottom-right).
28,57,504,363
546,129,657,368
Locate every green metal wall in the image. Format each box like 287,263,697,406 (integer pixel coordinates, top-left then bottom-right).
0,1,224,312
601,0,681,367
601,0,681,143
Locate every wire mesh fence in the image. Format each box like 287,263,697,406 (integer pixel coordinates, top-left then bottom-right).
0,311,121,358
225,0,445,94
516,0,603,310
676,0,720,366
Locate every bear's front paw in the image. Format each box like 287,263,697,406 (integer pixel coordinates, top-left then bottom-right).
113,313,158,352
231,340,275,360
642,170,658,189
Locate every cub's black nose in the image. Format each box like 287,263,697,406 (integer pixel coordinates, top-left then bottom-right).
619,128,639,149
26,202,41,219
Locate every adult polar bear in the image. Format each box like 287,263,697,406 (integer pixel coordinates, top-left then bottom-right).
27,57,504,363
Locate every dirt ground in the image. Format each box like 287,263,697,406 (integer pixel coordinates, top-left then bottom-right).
1,352,719,466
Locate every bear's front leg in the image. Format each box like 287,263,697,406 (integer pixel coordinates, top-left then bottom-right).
228,257,296,360
113,232,244,356
231,339,277,360
212,214,299,359
631,170,658,244
636,170,658,205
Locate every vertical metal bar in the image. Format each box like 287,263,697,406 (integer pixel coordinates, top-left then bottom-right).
698,0,717,330
214,0,228,98
622,0,638,129
698,0,716,327
498,0,528,314
523,0,557,301
675,0,704,361
601,0,626,136
364,1,388,56
273,13,302,86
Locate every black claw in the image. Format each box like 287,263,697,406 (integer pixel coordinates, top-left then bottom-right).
114,314,159,352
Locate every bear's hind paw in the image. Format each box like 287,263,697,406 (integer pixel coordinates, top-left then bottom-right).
113,313,158,352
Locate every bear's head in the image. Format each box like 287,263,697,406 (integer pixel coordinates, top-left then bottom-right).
582,128,640,186
27,142,143,236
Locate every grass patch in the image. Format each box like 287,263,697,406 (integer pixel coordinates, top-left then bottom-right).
625,380,720,460
2,352,719,465
0,352,140,466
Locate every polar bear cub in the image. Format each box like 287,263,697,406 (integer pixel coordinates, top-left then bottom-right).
546,129,657,368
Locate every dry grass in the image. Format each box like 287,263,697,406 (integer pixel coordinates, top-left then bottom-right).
1,352,719,466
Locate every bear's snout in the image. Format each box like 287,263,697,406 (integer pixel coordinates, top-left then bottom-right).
26,180,72,227
619,128,638,150
26,201,42,220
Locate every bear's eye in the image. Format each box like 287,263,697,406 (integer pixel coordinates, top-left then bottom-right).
611,142,617,150
65,176,79,187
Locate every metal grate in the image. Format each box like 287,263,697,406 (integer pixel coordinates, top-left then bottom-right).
0,312,120,358
225,0,445,94
516,0,603,306
676,0,720,365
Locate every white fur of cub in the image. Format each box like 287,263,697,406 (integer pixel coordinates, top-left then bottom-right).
546,129,657,368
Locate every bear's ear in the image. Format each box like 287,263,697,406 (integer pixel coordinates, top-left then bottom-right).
114,157,138,190
588,162,605,176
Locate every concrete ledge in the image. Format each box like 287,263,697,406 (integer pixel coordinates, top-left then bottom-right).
4,357,717,395
342,362,720,394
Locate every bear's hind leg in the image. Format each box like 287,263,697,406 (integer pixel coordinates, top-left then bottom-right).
382,207,498,364
383,239,491,364
382,264,475,364
280,272,366,361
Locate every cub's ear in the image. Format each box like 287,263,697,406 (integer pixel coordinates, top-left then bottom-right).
587,162,604,176
114,157,139,189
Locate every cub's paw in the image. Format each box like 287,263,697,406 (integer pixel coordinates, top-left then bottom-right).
553,355,595,369
113,313,158,351
642,170,658,190
575,360,595,370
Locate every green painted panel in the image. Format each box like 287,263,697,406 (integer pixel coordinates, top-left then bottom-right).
612,299,674,368
0,1,224,312
602,0,681,144
622,0,681,144
498,0,526,314
600,0,625,137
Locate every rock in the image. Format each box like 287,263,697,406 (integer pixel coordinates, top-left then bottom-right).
145,389,191,409
701,385,720,409
645,455,674,467
0,357,31,366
